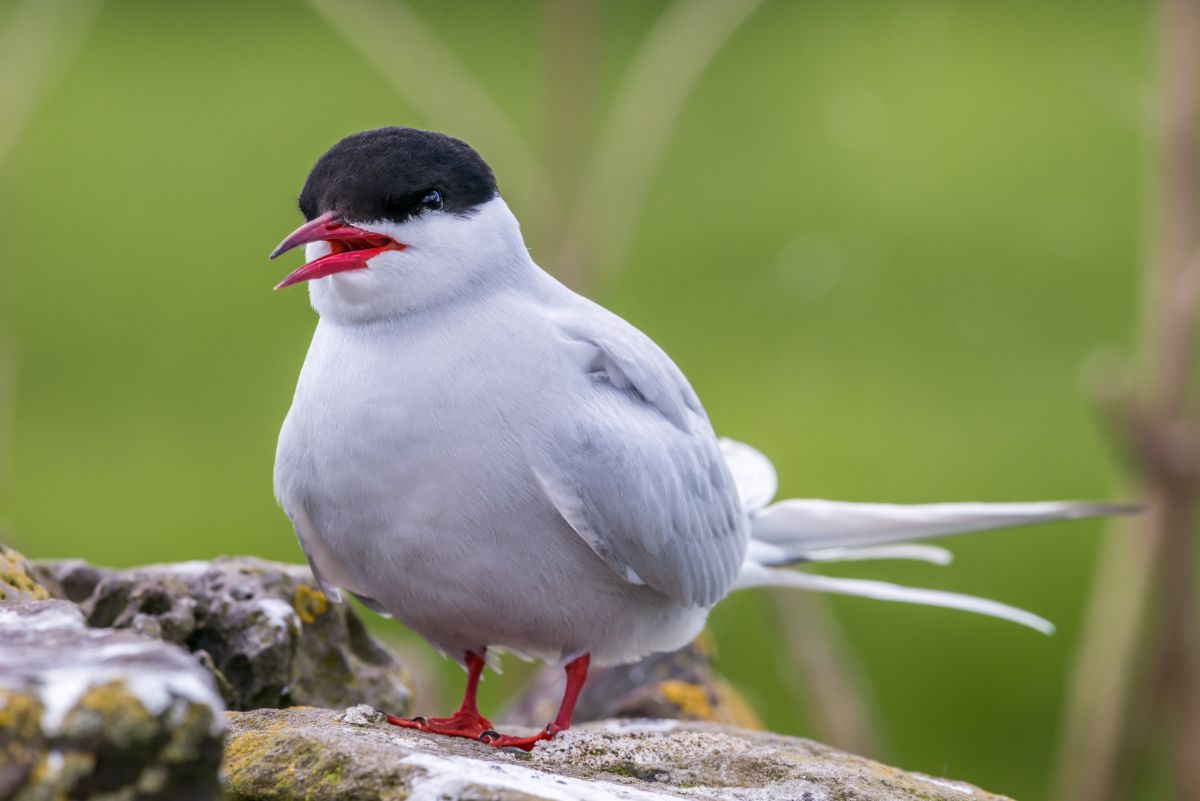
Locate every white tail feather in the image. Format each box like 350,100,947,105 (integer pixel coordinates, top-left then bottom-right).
720,437,1136,632
752,499,1134,554
719,437,777,513
746,538,954,566
735,562,1055,635
798,544,955,565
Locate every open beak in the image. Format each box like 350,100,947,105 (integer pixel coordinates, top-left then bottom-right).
269,210,406,290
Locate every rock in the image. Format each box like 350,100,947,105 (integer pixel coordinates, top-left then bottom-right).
0,544,52,602
0,599,225,801
507,635,761,729
31,558,107,604
339,703,387,726
35,557,415,715
222,706,1013,801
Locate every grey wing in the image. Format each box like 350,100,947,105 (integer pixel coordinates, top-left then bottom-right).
524,311,748,608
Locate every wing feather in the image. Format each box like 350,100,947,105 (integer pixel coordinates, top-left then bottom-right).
525,312,747,608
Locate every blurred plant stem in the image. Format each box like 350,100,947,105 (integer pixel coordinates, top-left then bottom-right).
305,0,761,293
303,0,557,227
539,0,600,290
0,0,103,483
554,0,764,289
0,0,103,165
1052,0,1200,798
770,590,886,758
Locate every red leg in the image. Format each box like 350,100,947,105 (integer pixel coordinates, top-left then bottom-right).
482,653,590,751
386,650,494,740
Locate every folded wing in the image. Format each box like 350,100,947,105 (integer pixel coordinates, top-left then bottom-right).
523,311,749,608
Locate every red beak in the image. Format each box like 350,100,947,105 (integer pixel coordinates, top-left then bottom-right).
269,210,406,290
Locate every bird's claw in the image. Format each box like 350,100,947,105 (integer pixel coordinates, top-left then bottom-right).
385,710,493,740
479,723,563,751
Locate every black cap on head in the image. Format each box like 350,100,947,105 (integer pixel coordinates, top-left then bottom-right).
298,127,498,224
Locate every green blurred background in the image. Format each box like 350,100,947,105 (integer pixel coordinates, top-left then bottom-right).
0,1,1154,798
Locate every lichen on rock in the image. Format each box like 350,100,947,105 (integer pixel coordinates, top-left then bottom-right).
34,556,415,716
0,599,225,801
0,688,46,799
222,706,1014,801
0,544,51,602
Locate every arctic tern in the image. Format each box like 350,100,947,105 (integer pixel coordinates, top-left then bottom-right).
270,127,1128,750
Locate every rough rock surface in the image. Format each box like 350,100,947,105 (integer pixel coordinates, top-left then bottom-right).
0,599,225,801
34,557,415,715
223,705,1013,801
507,636,761,730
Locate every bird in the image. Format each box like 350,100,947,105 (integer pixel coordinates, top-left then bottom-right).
269,126,1130,751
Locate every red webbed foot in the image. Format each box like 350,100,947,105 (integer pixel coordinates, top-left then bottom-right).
387,651,590,753
479,722,564,751
479,654,589,752
386,650,493,740
386,709,494,740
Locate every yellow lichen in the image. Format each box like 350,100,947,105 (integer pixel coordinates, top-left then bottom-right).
221,712,293,766
0,689,43,740
293,585,329,625
161,703,218,763
712,678,763,729
77,681,149,716
61,680,158,749
222,728,279,777
691,630,715,658
28,748,90,790
222,715,357,801
655,679,715,721
0,546,51,601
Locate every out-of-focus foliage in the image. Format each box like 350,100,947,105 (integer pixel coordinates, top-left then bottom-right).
0,2,1150,800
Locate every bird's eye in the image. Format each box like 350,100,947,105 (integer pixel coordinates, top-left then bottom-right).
420,189,443,211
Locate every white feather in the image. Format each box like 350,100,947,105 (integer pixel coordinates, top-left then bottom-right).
751,499,1133,552
734,562,1055,635
726,452,1130,632
719,437,778,513
798,544,954,565
746,538,954,566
